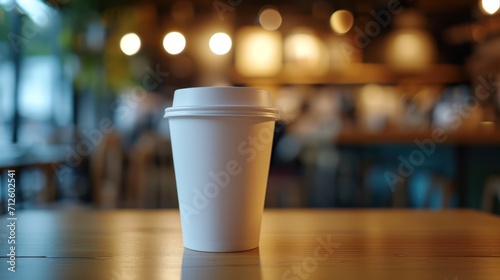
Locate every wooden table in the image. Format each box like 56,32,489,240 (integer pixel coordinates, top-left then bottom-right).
1,209,499,279
0,145,69,208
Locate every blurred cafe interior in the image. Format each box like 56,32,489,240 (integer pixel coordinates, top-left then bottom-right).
1,0,500,214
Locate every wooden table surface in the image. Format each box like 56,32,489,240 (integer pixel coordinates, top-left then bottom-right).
1,209,499,280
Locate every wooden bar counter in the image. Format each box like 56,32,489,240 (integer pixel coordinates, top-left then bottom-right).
1,209,499,279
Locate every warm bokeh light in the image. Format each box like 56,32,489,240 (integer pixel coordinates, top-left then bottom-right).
209,32,232,55
259,7,282,31
285,34,319,62
119,33,141,56
358,84,400,130
385,29,436,72
235,27,282,77
284,31,329,75
163,32,186,55
480,0,500,15
481,121,495,132
330,10,354,34
328,37,362,66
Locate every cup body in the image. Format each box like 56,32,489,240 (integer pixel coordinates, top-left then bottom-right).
164,87,278,252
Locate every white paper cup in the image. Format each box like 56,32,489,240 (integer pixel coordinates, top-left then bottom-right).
164,87,279,252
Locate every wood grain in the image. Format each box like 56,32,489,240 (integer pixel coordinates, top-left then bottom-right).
0,209,499,279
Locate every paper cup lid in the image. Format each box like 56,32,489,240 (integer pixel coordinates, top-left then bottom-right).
164,87,279,119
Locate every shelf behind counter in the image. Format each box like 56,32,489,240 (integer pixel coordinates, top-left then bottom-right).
334,129,500,145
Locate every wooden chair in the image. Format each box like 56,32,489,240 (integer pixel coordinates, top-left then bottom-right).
266,171,305,207
126,131,177,208
482,176,500,213
91,132,124,208
426,175,455,208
